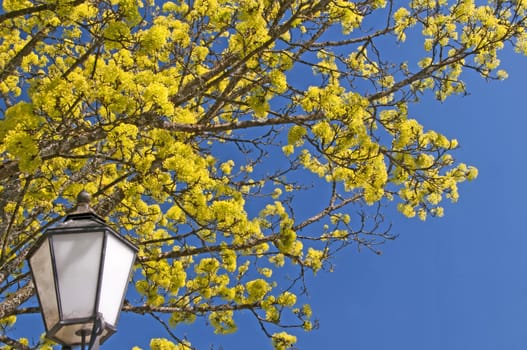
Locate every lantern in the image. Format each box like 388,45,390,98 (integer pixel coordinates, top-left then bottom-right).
27,191,137,348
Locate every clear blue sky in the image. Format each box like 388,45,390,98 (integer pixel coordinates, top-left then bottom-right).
15,13,527,350
108,46,527,349
175,48,523,350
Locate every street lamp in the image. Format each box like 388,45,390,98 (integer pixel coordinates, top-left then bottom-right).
27,191,138,349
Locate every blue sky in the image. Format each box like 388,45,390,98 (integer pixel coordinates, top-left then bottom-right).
12,7,527,350
285,46,527,350
102,45,527,349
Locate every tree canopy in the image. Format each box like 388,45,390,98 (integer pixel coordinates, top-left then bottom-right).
0,0,523,348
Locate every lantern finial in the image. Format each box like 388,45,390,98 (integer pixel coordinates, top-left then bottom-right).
77,190,91,205
73,190,94,214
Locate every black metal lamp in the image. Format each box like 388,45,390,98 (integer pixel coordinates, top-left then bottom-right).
27,191,138,349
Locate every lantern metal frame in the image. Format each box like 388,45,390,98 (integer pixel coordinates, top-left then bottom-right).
27,191,138,349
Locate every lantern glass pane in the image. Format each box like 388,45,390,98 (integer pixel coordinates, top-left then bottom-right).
29,239,59,330
98,234,136,326
52,232,103,320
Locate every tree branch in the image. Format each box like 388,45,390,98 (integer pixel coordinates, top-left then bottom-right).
123,302,261,314
139,235,278,262
0,282,34,319
162,113,322,134
0,0,85,24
